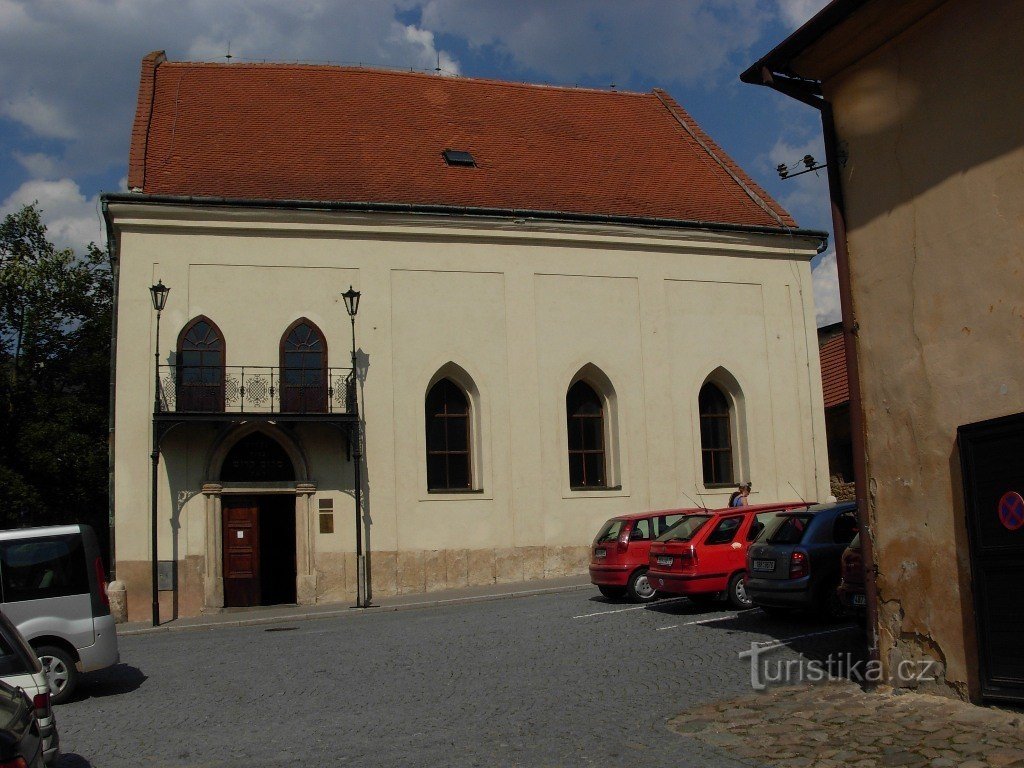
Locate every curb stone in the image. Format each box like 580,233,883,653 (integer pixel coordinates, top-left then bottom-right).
118,581,592,637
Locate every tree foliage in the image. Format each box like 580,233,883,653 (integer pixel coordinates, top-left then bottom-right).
0,203,111,555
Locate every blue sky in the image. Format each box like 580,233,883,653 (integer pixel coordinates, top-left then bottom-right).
0,0,838,324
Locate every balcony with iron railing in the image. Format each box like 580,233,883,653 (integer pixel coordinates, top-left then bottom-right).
156,365,357,417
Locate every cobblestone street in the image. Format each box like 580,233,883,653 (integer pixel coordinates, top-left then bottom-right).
52,589,865,767
671,681,1024,767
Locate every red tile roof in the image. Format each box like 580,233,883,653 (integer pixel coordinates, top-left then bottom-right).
818,330,850,409
127,51,796,228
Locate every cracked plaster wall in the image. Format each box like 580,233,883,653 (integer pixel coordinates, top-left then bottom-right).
823,0,1024,700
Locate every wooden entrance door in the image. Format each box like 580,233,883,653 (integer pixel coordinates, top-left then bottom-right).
959,411,1024,702
222,497,260,607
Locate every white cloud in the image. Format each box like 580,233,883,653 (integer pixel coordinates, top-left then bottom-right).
0,1,461,180
0,94,77,140
12,151,61,179
812,247,841,327
396,24,460,75
418,0,772,88
1,178,103,250
775,0,829,29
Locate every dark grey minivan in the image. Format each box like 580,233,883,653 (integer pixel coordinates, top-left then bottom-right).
745,502,859,620
0,525,119,703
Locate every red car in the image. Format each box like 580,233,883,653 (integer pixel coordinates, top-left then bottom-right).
589,509,699,602
647,502,806,609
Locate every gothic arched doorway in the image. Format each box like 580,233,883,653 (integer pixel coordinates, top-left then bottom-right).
219,432,298,607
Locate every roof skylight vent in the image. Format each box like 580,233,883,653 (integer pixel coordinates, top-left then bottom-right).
443,149,476,167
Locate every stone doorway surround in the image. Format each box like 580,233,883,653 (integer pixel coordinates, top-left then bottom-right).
200,481,318,610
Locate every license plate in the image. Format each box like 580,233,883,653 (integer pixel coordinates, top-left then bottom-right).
752,559,776,572
656,556,673,567
594,548,606,558
852,594,866,607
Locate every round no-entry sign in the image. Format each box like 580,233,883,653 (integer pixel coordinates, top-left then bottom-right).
998,491,1024,531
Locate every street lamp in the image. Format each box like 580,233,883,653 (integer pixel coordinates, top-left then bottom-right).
149,280,169,627
342,286,367,608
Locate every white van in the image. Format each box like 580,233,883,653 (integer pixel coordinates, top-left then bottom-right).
0,525,120,703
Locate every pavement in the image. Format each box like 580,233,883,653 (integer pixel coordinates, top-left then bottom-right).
670,681,1024,767
118,575,593,635
55,582,867,767
58,579,1021,767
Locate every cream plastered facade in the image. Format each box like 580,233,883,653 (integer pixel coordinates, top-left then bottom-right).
803,0,1024,699
108,201,830,621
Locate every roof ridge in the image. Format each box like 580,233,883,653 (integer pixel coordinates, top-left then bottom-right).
161,58,654,98
651,89,796,229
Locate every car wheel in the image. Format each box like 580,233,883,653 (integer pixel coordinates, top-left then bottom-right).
627,568,657,603
597,584,626,600
727,572,754,610
37,645,78,705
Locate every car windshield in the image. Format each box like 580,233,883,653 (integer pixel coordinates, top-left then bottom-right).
656,515,711,542
595,520,626,544
761,513,814,545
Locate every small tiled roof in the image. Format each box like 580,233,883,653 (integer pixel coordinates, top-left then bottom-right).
818,329,850,409
128,51,796,228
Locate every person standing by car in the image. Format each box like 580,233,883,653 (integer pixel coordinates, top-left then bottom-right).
729,482,751,507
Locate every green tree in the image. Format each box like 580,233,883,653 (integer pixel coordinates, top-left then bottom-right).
0,203,111,557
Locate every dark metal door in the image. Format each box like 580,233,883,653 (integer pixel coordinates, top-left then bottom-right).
222,497,260,607
959,411,1024,702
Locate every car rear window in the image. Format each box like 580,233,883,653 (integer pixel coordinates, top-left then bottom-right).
705,516,742,545
656,515,711,543
833,513,859,544
762,514,814,545
655,515,684,536
0,534,89,603
0,624,36,677
595,520,626,544
747,511,776,542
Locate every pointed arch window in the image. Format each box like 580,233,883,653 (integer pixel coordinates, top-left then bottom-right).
567,380,606,488
699,382,734,486
280,319,327,413
177,317,225,412
425,378,471,491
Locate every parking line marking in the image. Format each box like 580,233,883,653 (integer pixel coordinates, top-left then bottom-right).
754,625,858,650
571,597,691,618
657,615,736,631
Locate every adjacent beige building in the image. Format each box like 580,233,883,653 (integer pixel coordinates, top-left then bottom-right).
745,0,1024,702
105,53,830,622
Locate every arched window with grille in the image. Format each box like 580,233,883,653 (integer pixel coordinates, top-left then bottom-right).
699,382,734,486
280,319,328,413
566,380,606,488
425,378,471,491
177,316,225,412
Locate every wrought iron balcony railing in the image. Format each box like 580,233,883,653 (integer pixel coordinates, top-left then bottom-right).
156,365,356,415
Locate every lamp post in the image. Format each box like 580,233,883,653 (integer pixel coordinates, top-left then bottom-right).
149,280,169,627
341,286,366,608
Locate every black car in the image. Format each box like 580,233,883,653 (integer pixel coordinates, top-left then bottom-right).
0,678,44,768
745,501,859,619
837,533,867,623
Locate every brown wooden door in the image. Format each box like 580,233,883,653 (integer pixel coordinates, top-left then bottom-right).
222,498,260,607
960,412,1024,702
